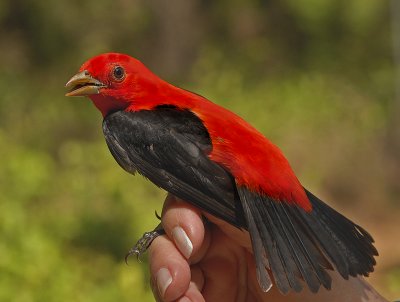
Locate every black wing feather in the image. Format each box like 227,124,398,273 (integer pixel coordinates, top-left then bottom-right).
103,109,244,227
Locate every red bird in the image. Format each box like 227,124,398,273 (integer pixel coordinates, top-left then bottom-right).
65,53,377,294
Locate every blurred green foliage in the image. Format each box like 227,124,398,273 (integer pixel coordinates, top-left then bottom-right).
0,0,399,301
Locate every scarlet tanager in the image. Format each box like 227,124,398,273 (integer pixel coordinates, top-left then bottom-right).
65,53,377,294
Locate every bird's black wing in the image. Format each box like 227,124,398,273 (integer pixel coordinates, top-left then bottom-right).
102,107,245,228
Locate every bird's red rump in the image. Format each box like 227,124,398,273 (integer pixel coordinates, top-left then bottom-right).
197,104,312,211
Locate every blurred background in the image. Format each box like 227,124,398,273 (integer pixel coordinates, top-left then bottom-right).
0,0,399,301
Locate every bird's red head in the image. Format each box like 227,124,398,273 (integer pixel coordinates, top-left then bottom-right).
65,53,167,116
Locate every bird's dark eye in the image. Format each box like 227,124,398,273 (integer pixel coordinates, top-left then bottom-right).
113,66,125,81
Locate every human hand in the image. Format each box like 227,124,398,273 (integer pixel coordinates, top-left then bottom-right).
148,194,388,302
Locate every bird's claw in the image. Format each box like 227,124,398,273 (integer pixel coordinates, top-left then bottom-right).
125,228,165,263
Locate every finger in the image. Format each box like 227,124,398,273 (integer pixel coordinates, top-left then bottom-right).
190,265,205,293
149,235,191,301
161,195,209,261
177,282,205,302
200,227,248,302
174,266,205,302
203,211,253,252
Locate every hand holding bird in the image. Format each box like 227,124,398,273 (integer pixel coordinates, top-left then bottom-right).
149,194,387,302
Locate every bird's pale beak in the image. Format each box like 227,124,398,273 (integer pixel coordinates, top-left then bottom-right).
65,70,106,97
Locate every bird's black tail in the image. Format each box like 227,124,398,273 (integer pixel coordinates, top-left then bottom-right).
239,187,378,294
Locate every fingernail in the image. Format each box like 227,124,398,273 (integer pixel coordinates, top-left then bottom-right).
156,268,172,298
172,226,193,259
178,297,192,302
